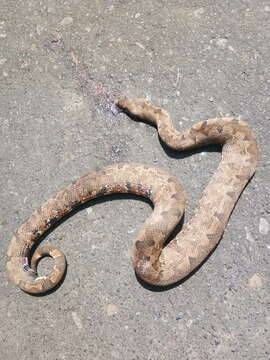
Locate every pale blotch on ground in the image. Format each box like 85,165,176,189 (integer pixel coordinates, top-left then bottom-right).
60,17,74,27
245,226,255,242
105,304,120,316
193,8,205,18
86,208,94,216
63,91,85,113
248,273,263,289
36,25,45,35
259,217,269,235
0,58,7,67
211,38,228,48
71,312,83,329
186,319,193,328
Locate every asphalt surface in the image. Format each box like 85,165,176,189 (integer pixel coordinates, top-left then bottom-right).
0,1,269,359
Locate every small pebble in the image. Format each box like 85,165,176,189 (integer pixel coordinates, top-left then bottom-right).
0,58,7,66
71,312,83,329
245,226,254,242
105,304,119,316
86,208,93,215
60,16,73,26
248,273,263,289
259,217,269,235
215,38,228,48
194,8,204,17
36,25,44,35
127,229,135,234
136,42,145,50
176,312,184,320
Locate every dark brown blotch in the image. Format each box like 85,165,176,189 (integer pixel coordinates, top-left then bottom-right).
207,233,217,241
125,183,132,192
160,210,170,217
171,193,181,200
247,143,258,156
216,125,223,133
71,199,81,209
226,190,236,199
96,187,108,196
243,135,253,142
236,174,249,181
231,119,240,126
214,211,225,222
135,240,145,250
145,238,155,247
180,134,186,142
188,256,198,267
189,129,197,143
168,177,176,183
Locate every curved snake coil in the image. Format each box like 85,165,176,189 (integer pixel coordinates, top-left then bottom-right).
6,98,259,294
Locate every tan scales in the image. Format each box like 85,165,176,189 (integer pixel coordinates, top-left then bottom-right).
6,98,259,294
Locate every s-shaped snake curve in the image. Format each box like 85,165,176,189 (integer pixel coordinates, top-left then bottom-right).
6,98,259,294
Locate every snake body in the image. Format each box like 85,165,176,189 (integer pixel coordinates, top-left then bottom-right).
6,98,259,294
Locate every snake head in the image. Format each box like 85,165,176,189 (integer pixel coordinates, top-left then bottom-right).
116,98,149,114
115,98,160,125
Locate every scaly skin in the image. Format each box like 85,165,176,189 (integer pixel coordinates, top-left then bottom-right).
6,98,259,293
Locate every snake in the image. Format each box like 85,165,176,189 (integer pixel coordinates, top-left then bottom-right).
6,98,259,294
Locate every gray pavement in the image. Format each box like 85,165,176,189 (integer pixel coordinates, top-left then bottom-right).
0,1,270,359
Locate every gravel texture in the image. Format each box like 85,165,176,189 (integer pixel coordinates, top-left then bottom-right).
0,1,269,359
